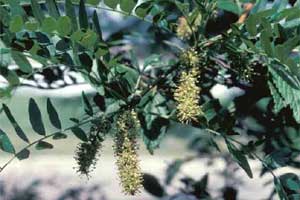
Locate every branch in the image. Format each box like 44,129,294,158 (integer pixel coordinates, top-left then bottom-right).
0,117,95,173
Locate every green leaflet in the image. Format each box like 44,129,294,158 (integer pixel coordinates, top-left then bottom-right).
135,1,153,18
268,81,286,114
9,15,24,33
57,16,72,36
71,127,88,142
79,0,88,30
103,0,119,9
29,98,46,136
2,104,30,143
0,67,20,86
269,66,300,123
0,128,15,154
217,0,242,15
226,140,253,178
47,98,62,130
31,0,45,23
35,141,54,150
120,0,138,13
46,0,60,19
11,51,32,73
82,91,93,116
16,149,30,160
65,0,78,32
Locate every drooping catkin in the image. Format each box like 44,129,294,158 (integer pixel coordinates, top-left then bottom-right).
114,110,143,195
180,48,200,67
174,67,204,123
74,127,103,178
74,117,110,178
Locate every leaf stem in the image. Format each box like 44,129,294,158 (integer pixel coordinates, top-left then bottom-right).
0,117,94,173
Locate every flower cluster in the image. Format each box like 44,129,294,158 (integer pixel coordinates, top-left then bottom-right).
180,48,200,67
114,110,143,195
74,116,111,178
174,67,204,123
74,127,103,178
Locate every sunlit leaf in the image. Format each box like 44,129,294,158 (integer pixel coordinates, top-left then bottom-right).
0,128,15,154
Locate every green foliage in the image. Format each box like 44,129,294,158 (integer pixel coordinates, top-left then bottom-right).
29,98,46,135
226,140,253,178
3,104,29,143
0,128,15,154
0,0,300,199
47,99,62,130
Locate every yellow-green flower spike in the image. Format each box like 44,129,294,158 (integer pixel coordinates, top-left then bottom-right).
116,136,143,195
180,48,200,67
174,67,204,123
114,110,143,195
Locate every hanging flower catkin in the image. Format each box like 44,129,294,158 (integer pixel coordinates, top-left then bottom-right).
114,110,143,195
180,48,200,67
74,126,103,178
74,117,110,178
174,67,204,123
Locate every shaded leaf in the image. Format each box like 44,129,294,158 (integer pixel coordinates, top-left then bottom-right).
165,159,184,185
16,149,30,160
82,91,93,116
0,67,20,86
31,0,45,23
142,173,165,197
79,0,89,30
92,11,103,41
193,174,209,197
29,98,46,135
274,177,289,200
46,0,60,19
52,132,68,140
226,140,253,178
2,104,29,143
47,98,62,129
78,52,93,72
71,127,88,141
35,141,54,150
65,0,78,31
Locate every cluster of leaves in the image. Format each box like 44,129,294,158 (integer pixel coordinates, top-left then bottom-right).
0,0,300,199
0,96,96,165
